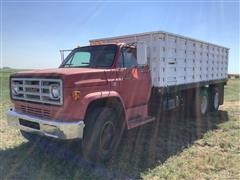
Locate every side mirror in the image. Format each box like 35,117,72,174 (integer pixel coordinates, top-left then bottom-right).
59,49,72,62
60,50,65,62
137,42,147,65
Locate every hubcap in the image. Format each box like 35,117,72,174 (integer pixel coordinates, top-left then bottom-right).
100,121,115,154
201,95,208,115
214,92,219,109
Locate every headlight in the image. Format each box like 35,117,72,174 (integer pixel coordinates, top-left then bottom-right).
11,85,19,95
50,84,60,99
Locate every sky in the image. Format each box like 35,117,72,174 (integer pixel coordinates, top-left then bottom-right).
1,1,239,73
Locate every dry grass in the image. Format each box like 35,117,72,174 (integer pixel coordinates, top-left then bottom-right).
0,70,239,179
142,100,240,179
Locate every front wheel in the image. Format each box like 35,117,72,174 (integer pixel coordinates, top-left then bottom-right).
82,107,124,163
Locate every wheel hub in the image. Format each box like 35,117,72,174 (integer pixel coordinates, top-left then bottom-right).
201,95,208,115
100,121,115,153
214,92,219,109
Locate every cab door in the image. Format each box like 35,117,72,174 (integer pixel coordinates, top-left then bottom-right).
117,47,151,108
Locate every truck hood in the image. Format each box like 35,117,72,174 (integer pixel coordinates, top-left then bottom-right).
12,68,114,88
13,68,108,77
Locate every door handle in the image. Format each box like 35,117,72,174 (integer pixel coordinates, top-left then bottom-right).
140,69,150,73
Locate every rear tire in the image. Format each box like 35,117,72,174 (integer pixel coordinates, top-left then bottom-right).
194,88,209,117
209,87,220,112
82,107,124,163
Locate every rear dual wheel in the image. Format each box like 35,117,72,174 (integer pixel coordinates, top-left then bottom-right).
194,88,209,117
209,87,220,112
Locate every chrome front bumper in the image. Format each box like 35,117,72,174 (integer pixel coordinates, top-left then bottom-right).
6,108,85,140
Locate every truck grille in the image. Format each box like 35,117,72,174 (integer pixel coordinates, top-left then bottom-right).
16,105,51,119
11,78,63,105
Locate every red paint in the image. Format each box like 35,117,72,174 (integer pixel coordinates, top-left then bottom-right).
10,44,152,128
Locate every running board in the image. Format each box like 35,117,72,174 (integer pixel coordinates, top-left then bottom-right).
127,116,155,129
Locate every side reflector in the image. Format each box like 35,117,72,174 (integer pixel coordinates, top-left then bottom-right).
72,91,81,100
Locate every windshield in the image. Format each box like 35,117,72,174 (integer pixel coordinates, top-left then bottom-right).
60,44,117,68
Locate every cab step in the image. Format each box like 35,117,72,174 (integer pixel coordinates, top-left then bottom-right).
128,116,155,129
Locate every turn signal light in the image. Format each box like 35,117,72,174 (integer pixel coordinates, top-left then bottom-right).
72,91,81,100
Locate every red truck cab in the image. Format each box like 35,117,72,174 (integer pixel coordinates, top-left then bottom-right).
7,43,153,162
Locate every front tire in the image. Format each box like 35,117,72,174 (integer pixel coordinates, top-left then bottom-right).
82,107,124,163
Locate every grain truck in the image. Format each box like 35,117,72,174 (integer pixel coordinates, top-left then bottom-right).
7,31,228,162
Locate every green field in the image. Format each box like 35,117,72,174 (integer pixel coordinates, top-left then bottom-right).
0,69,240,179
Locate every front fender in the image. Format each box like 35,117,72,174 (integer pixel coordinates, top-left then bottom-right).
79,91,126,120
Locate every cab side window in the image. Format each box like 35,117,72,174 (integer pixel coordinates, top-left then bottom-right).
121,47,137,68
